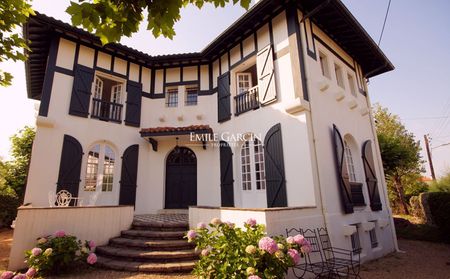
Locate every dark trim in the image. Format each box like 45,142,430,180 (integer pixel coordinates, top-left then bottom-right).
287,5,309,101
313,35,355,71
227,50,231,71
268,20,274,46
198,89,217,96
95,67,127,79
254,31,258,51
126,60,130,79
147,138,158,152
218,57,222,76
162,68,167,96
93,49,98,69
38,37,59,117
140,129,212,138
150,93,165,99
74,43,80,69
303,19,317,60
229,50,257,71
138,65,142,83
150,68,155,94
239,42,244,60
209,62,213,90
180,66,184,82
165,80,199,87
110,55,115,72
197,65,201,86
54,66,74,76
142,92,152,99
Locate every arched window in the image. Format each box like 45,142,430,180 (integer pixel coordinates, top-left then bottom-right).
84,143,115,192
240,137,266,191
344,140,357,182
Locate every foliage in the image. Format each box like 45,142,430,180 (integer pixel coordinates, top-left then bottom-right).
374,104,424,214
66,0,251,45
2,126,35,201
429,172,450,193
0,0,34,86
24,231,97,276
0,193,20,228
427,192,450,242
187,218,310,279
393,216,445,243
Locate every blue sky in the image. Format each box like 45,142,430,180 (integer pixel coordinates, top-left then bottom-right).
0,0,449,177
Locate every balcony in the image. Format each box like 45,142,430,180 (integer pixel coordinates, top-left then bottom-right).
91,98,123,123
234,86,260,116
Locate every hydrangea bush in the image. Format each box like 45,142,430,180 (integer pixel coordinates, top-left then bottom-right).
186,218,311,279
1,230,97,278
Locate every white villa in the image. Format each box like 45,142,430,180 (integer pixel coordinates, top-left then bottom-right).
11,0,398,275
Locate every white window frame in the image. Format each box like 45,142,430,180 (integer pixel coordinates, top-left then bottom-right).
102,145,115,192
84,145,100,192
84,144,116,192
347,73,357,97
93,76,103,99
344,140,357,182
236,72,253,95
240,138,266,191
319,51,330,78
111,83,123,104
334,63,345,89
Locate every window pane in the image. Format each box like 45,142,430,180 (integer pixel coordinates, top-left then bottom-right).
102,145,115,192
166,87,178,107
253,138,266,191
344,140,357,182
185,86,198,106
84,145,100,191
241,141,252,191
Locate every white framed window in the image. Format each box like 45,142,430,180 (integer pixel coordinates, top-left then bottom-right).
334,63,345,88
84,144,115,192
347,73,357,97
94,76,103,99
185,86,198,106
236,72,252,94
166,87,178,107
111,84,122,103
319,52,330,78
91,74,124,122
344,140,357,182
241,138,266,191
369,225,378,248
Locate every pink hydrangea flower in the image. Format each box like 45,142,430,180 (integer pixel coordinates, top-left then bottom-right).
301,240,312,254
293,234,305,245
201,249,209,256
25,268,36,278
54,230,65,238
224,221,235,228
258,237,278,254
89,240,96,249
1,271,14,279
12,275,26,279
31,247,42,256
287,249,300,265
245,218,257,227
87,253,97,264
286,236,295,244
210,218,222,226
248,276,261,279
187,230,197,241
197,222,206,229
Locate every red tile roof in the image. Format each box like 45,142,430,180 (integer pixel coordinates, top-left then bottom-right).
140,125,213,137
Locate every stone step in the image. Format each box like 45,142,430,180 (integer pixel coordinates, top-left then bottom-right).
96,246,198,261
121,229,186,240
96,255,196,273
109,237,195,250
132,221,189,232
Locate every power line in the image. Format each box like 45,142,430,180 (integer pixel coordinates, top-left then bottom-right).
401,116,449,121
378,0,392,46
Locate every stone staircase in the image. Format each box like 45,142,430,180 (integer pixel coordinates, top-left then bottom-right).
95,213,198,273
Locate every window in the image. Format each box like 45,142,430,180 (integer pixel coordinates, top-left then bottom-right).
344,140,357,182
166,87,178,107
84,145,100,191
347,74,357,97
350,225,361,255
236,73,252,94
102,146,115,192
334,64,345,88
91,75,124,122
241,138,266,191
369,223,378,248
185,86,198,106
319,52,330,78
84,144,115,192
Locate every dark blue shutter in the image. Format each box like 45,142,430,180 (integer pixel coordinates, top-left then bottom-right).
119,144,139,206
264,123,287,207
125,81,142,127
362,140,382,211
56,135,83,198
220,141,234,207
217,73,231,123
69,64,94,117
332,124,354,214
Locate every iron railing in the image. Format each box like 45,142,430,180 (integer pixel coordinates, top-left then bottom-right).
91,98,123,123
234,86,259,116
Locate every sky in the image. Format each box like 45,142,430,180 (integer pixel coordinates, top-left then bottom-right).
0,0,449,178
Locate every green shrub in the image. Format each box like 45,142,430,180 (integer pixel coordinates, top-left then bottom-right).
187,218,311,279
429,173,450,193
427,192,450,242
0,193,20,228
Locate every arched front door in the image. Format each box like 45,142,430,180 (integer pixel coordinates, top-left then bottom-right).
165,147,197,209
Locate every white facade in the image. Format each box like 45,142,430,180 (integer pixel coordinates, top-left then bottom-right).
23,1,397,264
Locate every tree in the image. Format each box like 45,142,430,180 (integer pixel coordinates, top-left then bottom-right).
3,126,35,200
0,0,34,86
374,104,424,214
430,171,450,193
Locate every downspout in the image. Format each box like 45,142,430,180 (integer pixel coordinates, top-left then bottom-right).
364,86,400,252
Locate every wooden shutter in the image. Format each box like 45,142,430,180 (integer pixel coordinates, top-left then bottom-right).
119,144,139,206
125,81,142,127
69,64,94,117
264,123,287,207
257,44,277,105
220,141,234,207
362,140,382,211
332,124,354,214
217,72,231,122
56,135,83,197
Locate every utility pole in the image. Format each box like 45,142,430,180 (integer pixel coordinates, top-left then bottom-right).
424,134,436,181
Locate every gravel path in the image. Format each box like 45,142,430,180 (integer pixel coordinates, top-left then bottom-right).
1,229,449,278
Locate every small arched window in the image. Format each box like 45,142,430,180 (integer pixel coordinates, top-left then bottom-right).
240,137,266,191
344,140,357,182
84,143,115,192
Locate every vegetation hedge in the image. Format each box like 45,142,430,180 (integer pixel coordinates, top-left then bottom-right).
0,194,20,228
427,192,450,242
